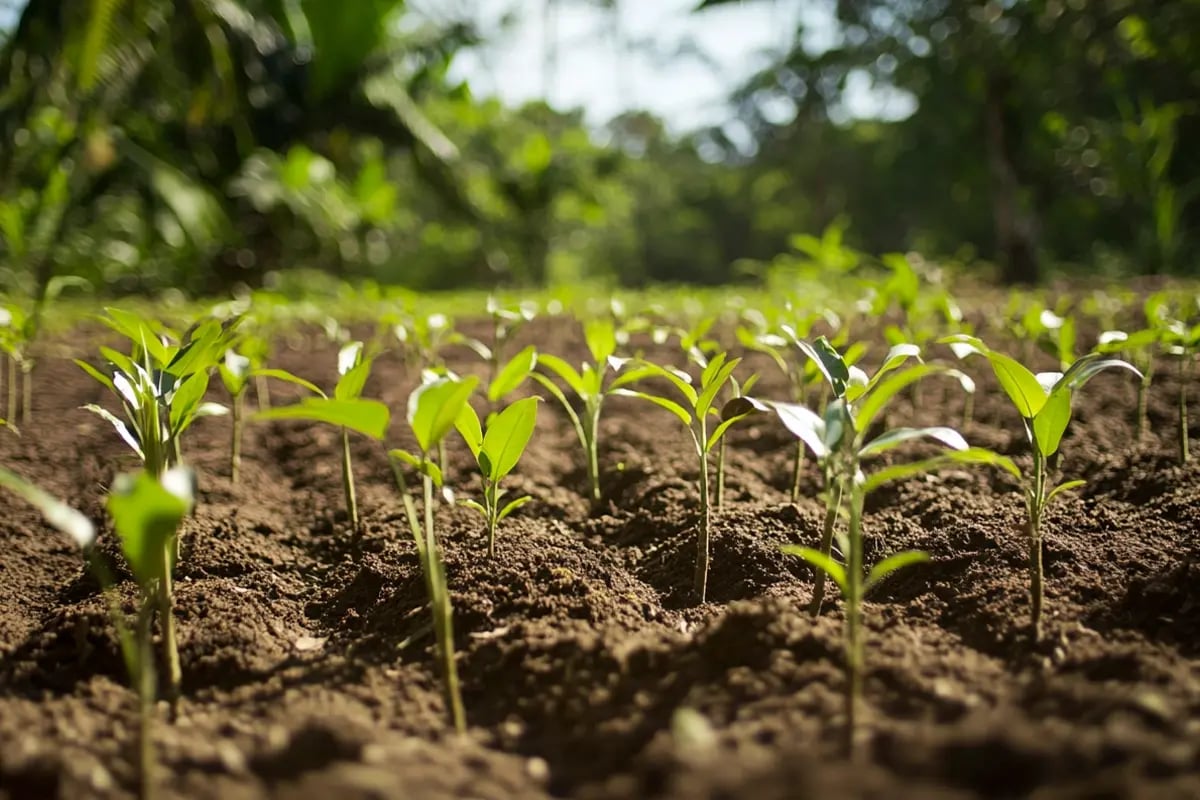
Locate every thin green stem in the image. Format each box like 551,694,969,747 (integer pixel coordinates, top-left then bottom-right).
20,359,32,423
486,479,498,558
844,479,865,756
423,464,466,734
715,437,726,509
693,428,711,603
157,546,180,708
230,391,244,484
341,428,359,531
1028,452,1046,640
255,373,271,412
136,601,158,800
789,439,805,503
809,476,844,616
587,400,602,505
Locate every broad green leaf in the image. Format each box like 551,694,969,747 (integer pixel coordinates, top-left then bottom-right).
795,336,850,397
389,449,444,487
455,403,484,459
334,359,372,400
1059,353,1143,392
459,498,488,516
75,359,116,394
768,401,828,460
986,351,1048,418
482,397,540,481
107,470,192,587
409,376,480,453
865,550,930,591
781,545,847,594
254,368,327,398
865,343,922,392
536,354,588,397
489,345,537,402
706,410,749,452
99,347,138,380
256,398,390,440
859,426,968,458
696,357,740,420
862,447,1020,493
585,318,617,364
498,495,533,520
628,361,698,406
0,466,95,548
1046,479,1087,505
169,371,210,433
699,351,727,389
607,363,661,390
83,404,143,457
612,389,692,427
1031,386,1073,457
853,363,943,437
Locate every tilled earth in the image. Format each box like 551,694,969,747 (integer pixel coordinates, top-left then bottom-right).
1,312,1198,799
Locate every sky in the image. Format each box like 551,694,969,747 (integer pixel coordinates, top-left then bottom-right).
415,0,912,133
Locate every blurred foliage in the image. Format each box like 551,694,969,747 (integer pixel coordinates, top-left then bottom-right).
0,0,1198,298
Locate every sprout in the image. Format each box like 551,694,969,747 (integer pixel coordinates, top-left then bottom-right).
943,334,1141,638
615,351,754,603
455,396,540,557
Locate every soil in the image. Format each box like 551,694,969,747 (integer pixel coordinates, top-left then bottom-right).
2,311,1199,799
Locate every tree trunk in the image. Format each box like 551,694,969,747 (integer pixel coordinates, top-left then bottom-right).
984,73,1039,285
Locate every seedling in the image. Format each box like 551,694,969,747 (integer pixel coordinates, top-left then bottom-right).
218,349,252,483
77,310,234,477
479,296,537,388
254,341,390,531
943,335,1141,638
531,318,651,505
455,396,540,557
615,352,753,602
389,374,479,733
742,336,1009,751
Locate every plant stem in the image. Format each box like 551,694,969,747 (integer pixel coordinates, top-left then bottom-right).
255,373,271,412
962,390,974,430
789,439,805,503
1028,453,1046,640
715,437,726,509
157,544,181,707
844,481,865,755
20,360,32,422
423,466,467,733
586,400,602,506
230,391,244,484
1136,370,1151,441
486,480,498,558
136,602,158,800
810,477,844,616
341,427,359,531
6,355,16,423
1179,355,1191,463
693,438,711,603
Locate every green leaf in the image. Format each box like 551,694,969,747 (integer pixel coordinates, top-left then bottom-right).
75,359,116,394
106,470,192,587
255,398,390,440
489,345,537,403
498,494,533,520
987,352,1049,418
699,351,727,389
169,370,210,434
459,498,488,517
334,359,373,401
768,400,828,460
862,447,1021,494
859,426,968,458
482,397,540,481
781,545,847,594
1059,353,1143,391
853,363,943,436
455,402,484,459
409,376,480,453
1031,386,1073,457
389,449,444,487
83,404,143,458
706,411,749,452
536,354,588,397
628,361,698,406
0,466,95,549
253,368,327,398
795,336,850,397
696,357,740,420
612,389,692,427
866,343,922,392
1046,479,1086,505
865,550,929,591
585,318,617,365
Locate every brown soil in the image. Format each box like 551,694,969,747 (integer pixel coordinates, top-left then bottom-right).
2,314,1199,799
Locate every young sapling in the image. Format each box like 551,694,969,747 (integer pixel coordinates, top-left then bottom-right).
531,318,651,505
615,351,753,602
218,349,252,483
943,335,1141,638
254,342,390,531
389,374,479,733
455,396,540,557
742,336,1011,751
